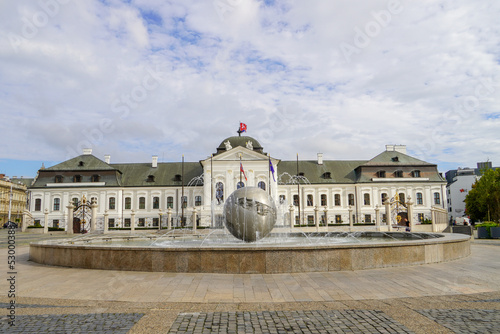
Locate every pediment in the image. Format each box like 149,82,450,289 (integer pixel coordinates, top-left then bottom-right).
201,147,280,167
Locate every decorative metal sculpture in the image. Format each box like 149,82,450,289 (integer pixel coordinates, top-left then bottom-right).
224,187,277,242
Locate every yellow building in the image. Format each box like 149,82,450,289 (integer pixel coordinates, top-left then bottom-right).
0,176,29,226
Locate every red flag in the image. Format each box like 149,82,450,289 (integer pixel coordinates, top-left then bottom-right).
240,162,247,181
240,123,247,132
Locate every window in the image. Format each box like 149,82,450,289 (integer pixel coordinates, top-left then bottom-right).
293,195,299,206
363,193,370,205
321,194,327,206
124,218,131,227
382,214,387,223
398,193,405,204
307,215,314,225
153,218,159,227
335,215,342,223
195,196,202,206
34,198,41,211
53,198,60,211
167,196,174,209
434,192,441,205
279,195,286,204
138,218,145,227
365,214,372,223
78,161,84,166
174,174,182,182
139,197,145,209
307,194,313,206
381,193,388,204
108,218,115,228
52,219,59,228
416,192,423,205
237,181,245,189
322,172,332,179
181,196,187,208
377,170,386,178
125,197,131,210
418,213,424,222
334,194,341,206
391,156,399,162
295,215,300,225
91,174,100,182
109,197,116,210
258,181,266,191
153,196,160,209
412,170,421,177
72,197,79,207
73,175,82,182
348,194,354,206
147,175,155,182
215,182,224,203
54,175,63,183
394,170,403,178
91,197,97,204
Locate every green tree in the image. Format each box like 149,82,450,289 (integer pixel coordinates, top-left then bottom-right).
465,168,500,222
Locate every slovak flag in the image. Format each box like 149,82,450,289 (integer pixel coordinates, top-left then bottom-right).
269,158,275,182
460,189,465,193
240,162,247,181
240,123,247,132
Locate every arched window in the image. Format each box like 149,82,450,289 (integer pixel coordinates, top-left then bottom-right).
377,170,386,178
307,194,313,206
35,198,42,211
215,182,224,203
139,197,146,209
398,193,405,204
54,175,63,183
416,192,423,205
363,193,370,205
321,194,328,206
334,194,341,206
125,197,131,210
91,174,100,182
434,192,441,205
381,193,388,204
348,194,354,206
72,197,79,207
73,175,82,182
167,196,174,208
53,198,60,211
237,181,245,189
258,181,266,191
152,196,160,209
195,196,202,206
394,170,403,178
181,196,187,208
109,197,116,210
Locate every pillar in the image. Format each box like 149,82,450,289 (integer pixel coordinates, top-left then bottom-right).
407,197,414,232
323,207,328,229
314,206,319,231
130,210,136,234
159,210,163,231
66,203,74,235
167,208,172,230
289,205,294,231
384,201,392,232
43,208,49,234
22,211,28,232
348,206,353,229
91,200,98,232
192,207,197,232
375,205,381,231
103,210,109,234
431,207,436,232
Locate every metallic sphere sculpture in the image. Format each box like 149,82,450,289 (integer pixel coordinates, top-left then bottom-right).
224,187,277,242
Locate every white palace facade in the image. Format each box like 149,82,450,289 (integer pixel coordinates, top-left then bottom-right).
25,135,448,232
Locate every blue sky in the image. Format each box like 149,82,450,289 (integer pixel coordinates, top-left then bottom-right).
1,0,499,178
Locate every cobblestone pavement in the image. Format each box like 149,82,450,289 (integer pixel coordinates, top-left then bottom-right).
168,310,414,334
416,309,500,334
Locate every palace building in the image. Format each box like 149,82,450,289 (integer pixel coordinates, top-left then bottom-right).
25,135,447,232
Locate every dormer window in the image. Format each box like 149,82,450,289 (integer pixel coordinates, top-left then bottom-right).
322,172,332,179
91,174,100,182
394,170,403,178
147,175,155,182
174,174,182,182
54,175,63,183
73,175,82,182
298,172,305,177
391,156,399,162
377,171,386,178
78,161,84,166
412,170,421,177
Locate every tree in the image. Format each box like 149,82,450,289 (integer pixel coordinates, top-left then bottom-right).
465,168,500,222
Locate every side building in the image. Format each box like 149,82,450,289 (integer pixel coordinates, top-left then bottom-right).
0,175,30,226
26,136,448,232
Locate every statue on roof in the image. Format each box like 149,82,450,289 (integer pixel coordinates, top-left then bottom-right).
224,140,232,150
246,141,253,150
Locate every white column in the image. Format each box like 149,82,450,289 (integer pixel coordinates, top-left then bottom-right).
167,208,172,230
159,210,163,231
43,209,49,234
384,201,392,232
407,198,414,232
323,207,328,230
91,201,98,232
289,205,294,230
103,210,109,234
375,205,381,231
22,211,28,232
314,206,319,232
130,210,136,234
192,207,197,232
66,204,74,235
348,206,353,229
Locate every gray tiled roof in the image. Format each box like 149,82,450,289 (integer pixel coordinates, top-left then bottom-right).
46,155,117,171
277,160,366,184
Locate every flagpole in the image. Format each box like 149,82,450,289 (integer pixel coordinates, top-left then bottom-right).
268,154,271,196
181,154,184,227
239,154,242,186
210,154,213,228
297,153,301,225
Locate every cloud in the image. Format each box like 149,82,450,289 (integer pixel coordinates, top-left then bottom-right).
0,0,499,176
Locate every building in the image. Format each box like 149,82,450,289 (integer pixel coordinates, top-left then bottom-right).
0,175,30,226
445,161,497,223
26,135,447,231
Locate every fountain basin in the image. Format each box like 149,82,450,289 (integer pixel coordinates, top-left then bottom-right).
29,232,470,273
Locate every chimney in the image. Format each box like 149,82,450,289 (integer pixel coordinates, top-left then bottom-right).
104,155,111,164
152,155,158,168
317,153,323,165
385,145,406,154
83,148,92,155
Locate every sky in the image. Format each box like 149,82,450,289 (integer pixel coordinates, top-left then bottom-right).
1,0,499,178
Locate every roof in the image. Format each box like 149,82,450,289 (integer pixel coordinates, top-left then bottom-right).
361,151,434,167
46,154,118,171
111,162,203,187
216,136,264,155
277,160,366,184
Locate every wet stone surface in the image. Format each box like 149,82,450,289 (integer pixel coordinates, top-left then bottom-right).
168,310,414,334
0,313,144,333
417,309,500,334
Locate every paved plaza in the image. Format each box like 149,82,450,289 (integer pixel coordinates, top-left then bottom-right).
1,231,499,333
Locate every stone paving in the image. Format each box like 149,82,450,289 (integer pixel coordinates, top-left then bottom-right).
0,231,499,333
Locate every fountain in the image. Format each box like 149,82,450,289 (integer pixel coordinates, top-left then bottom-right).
29,188,470,274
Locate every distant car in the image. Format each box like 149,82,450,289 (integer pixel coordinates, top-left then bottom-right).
3,221,18,228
